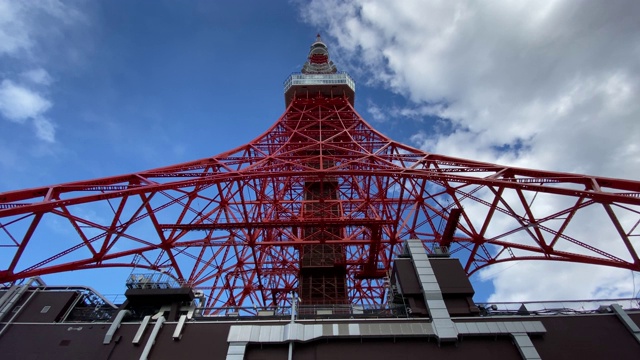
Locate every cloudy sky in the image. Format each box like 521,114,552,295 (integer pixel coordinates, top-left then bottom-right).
1,0,639,302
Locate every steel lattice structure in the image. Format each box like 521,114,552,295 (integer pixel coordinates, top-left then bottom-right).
1,36,640,310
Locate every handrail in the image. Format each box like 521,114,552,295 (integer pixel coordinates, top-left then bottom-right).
476,297,640,315
283,72,356,94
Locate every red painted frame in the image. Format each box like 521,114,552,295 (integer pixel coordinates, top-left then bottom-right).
1,94,639,312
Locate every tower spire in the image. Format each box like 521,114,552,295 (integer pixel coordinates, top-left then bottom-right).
302,34,337,74
284,35,355,105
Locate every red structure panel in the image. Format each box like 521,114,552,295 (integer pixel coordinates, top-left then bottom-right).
1,36,640,312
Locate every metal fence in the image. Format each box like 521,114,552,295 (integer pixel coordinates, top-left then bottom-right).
476,297,640,316
125,273,182,290
193,303,410,319
283,72,356,94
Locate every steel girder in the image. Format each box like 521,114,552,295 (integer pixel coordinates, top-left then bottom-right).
1,95,640,311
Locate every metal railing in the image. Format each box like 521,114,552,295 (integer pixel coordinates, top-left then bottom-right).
126,273,182,290
66,305,117,322
476,297,640,316
283,72,355,94
192,303,409,319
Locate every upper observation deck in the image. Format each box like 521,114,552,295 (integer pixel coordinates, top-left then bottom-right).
283,71,356,105
283,34,355,105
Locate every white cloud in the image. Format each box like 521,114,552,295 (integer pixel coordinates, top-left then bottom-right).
0,0,84,142
0,0,85,57
366,99,386,122
33,117,55,142
480,261,638,303
0,0,31,55
0,79,55,142
0,80,51,122
21,68,53,85
302,0,640,301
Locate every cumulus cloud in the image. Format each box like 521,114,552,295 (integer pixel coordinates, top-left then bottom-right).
366,99,386,122
0,0,85,56
302,0,640,301
0,0,32,56
21,68,53,85
0,1,85,142
480,261,638,303
0,80,51,122
0,79,55,142
32,117,56,142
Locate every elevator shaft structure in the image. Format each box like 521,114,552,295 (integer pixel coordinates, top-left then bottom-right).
295,37,349,305
1,36,640,312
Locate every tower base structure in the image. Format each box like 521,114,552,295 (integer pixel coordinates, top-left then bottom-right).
1,34,640,359
1,247,639,360
1,35,640,314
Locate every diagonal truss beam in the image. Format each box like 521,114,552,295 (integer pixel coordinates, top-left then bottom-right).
1,95,639,310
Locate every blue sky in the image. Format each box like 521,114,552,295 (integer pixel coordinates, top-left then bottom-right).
1,2,322,187
1,1,640,303
0,1,423,188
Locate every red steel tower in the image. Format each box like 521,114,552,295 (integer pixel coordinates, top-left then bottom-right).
1,35,640,311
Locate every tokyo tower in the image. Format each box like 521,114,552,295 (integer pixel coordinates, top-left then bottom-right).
1,35,639,311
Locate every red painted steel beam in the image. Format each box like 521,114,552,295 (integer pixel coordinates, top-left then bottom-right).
0,93,639,309
160,219,394,231
1,168,638,219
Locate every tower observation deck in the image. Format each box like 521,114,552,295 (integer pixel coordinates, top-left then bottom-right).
1,35,640,314
284,35,355,106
